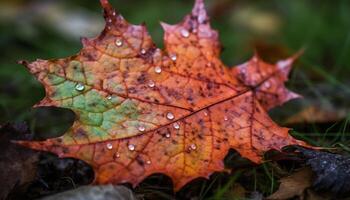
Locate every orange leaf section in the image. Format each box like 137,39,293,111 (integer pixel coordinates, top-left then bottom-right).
19,0,308,190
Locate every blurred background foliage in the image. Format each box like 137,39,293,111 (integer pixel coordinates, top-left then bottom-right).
0,0,350,198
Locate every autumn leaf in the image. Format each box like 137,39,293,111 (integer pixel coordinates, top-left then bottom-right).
0,123,39,199
267,168,313,200
18,0,309,190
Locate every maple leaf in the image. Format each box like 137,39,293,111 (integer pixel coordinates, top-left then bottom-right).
18,0,309,190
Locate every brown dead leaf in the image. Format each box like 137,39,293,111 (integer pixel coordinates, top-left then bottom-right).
224,183,246,199
267,167,313,200
285,105,347,125
0,123,39,199
304,189,332,200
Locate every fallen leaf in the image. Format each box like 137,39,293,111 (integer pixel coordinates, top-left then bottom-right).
297,147,350,195
285,105,348,125
41,185,137,200
0,123,39,199
267,167,313,200
304,189,333,200
31,154,94,197
18,0,309,190
227,183,246,199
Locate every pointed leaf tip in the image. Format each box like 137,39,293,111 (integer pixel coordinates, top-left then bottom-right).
100,0,119,20
277,49,304,71
294,48,305,59
192,0,208,24
193,0,205,12
252,50,261,60
100,0,112,10
17,60,29,67
160,21,173,31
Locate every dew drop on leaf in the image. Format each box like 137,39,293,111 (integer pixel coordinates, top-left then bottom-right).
141,49,147,54
138,125,146,132
148,80,155,88
173,123,180,129
115,39,123,47
170,54,177,61
128,144,136,151
154,66,162,74
165,133,171,138
206,62,213,67
180,29,190,38
190,144,197,150
114,152,120,159
166,112,175,120
106,143,113,150
75,83,85,91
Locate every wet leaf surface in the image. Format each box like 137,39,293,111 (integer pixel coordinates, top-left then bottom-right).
297,147,350,195
18,0,310,190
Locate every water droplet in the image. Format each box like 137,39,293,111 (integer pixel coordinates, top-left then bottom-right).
146,160,151,164
224,116,228,121
112,11,116,16
170,54,177,61
75,83,85,91
173,123,180,129
204,112,208,116
115,39,123,47
141,49,147,54
190,144,197,150
108,19,112,23
128,144,135,151
180,29,190,38
148,80,155,88
107,96,112,100
165,133,171,138
264,82,271,89
114,152,120,159
207,62,213,67
166,112,175,120
106,143,113,150
154,66,162,74
138,125,146,132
